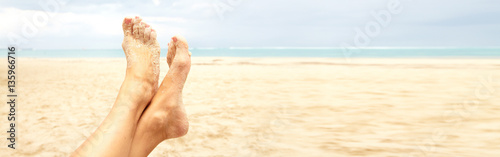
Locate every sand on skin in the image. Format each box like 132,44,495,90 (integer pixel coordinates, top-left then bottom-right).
0,57,499,156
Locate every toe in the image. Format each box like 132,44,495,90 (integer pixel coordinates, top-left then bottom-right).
150,29,157,42
144,27,152,43
122,17,133,36
172,35,189,54
171,35,191,68
133,16,142,39
167,40,176,67
172,35,189,50
138,22,145,42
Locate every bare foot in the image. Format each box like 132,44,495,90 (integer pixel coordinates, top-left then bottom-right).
71,17,161,157
120,16,161,117
130,35,192,156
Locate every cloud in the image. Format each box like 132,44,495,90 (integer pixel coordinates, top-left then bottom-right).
1,0,500,49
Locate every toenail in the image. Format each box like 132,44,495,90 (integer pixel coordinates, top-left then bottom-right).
125,18,132,24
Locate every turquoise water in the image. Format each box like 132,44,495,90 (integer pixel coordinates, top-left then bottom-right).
15,47,500,58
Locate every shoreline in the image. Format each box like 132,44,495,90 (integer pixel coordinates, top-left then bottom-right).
10,57,500,65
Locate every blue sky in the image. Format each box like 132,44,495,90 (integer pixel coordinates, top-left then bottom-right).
1,0,499,49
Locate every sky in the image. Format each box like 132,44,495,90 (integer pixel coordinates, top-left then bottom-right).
0,0,499,49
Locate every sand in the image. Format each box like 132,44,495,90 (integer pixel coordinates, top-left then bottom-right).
0,57,499,157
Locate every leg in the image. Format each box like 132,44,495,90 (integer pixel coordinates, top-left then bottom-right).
129,35,192,157
71,16,160,157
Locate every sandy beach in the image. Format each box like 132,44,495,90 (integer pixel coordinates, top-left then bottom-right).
1,57,499,156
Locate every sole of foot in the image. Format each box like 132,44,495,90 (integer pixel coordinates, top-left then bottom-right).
120,16,161,117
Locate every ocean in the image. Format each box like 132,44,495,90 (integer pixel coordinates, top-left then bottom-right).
15,47,500,58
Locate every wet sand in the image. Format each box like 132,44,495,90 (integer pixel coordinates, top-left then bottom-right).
1,57,499,156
